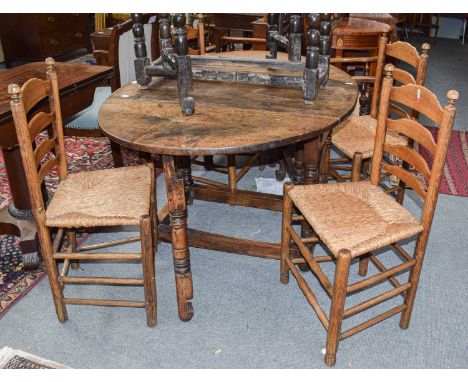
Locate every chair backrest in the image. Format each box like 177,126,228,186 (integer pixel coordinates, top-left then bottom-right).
186,14,206,55
371,38,430,119
370,64,458,234
8,58,67,213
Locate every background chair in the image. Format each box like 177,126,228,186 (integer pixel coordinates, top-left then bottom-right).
326,35,430,203
9,58,157,326
280,64,458,366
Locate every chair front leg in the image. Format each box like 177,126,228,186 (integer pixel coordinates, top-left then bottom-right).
325,249,351,367
280,182,294,284
140,215,157,327
36,209,68,323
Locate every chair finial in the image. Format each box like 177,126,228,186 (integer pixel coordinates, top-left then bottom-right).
45,57,55,72
421,43,430,55
384,63,394,78
8,83,21,101
447,90,459,108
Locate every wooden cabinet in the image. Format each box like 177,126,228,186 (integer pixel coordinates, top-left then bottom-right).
0,14,91,68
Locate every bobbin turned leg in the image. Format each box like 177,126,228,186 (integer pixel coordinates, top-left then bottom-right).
325,249,351,367
163,155,194,322
300,137,322,259
292,143,309,272
131,13,151,87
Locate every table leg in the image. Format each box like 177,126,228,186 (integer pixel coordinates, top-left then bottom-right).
175,155,194,205
303,135,322,238
295,136,323,271
1,146,40,269
162,155,194,322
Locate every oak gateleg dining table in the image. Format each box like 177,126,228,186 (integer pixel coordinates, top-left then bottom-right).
98,51,358,321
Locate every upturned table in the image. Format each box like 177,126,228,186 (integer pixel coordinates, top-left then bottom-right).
98,51,357,321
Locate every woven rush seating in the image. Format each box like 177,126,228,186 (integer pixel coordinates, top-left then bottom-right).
331,114,407,159
46,165,152,228
288,181,423,258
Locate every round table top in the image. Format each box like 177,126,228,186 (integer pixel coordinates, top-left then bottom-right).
334,17,393,36
98,51,358,156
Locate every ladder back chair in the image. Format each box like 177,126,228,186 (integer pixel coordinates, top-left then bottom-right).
8,58,157,327
280,64,458,366
327,36,430,202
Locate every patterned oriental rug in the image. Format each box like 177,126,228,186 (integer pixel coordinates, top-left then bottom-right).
0,136,158,318
0,346,69,368
415,128,468,197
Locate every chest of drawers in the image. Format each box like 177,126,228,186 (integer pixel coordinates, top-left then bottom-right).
0,14,91,68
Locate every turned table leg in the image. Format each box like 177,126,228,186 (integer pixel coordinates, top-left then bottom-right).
163,155,194,322
298,137,323,270
175,155,194,205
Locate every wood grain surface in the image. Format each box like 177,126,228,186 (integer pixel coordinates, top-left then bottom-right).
98,52,358,156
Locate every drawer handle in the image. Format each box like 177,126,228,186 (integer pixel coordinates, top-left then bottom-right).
47,16,55,23
75,32,83,38
50,39,59,46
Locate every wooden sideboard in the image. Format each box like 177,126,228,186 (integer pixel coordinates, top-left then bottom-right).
0,14,92,68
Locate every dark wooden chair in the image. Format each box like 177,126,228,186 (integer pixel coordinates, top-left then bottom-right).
326,36,430,203
214,13,267,52
280,63,458,366
8,58,157,326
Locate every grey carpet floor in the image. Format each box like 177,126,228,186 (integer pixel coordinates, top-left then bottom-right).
0,162,467,369
0,37,467,369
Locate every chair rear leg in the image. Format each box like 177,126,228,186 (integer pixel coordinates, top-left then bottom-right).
325,249,351,367
280,182,294,284
400,235,427,329
227,155,237,192
351,152,363,182
140,215,157,327
67,230,79,270
110,140,124,168
319,134,331,184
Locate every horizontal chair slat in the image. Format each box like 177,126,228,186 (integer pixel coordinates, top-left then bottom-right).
286,257,329,330
340,304,407,340
347,259,415,293
368,254,403,290
344,283,411,318
287,225,333,294
53,252,142,261
78,236,141,252
63,298,145,308
58,276,144,286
